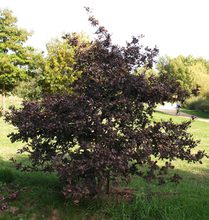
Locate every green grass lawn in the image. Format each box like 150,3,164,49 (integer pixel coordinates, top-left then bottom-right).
0,112,209,220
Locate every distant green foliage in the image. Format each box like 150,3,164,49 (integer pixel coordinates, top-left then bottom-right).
157,55,209,112
13,50,46,100
38,33,89,95
14,78,42,100
15,33,90,100
0,9,31,92
189,58,209,97
157,55,194,94
0,9,36,111
157,56,209,96
186,96,209,113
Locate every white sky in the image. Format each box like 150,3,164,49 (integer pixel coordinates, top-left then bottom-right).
1,0,209,59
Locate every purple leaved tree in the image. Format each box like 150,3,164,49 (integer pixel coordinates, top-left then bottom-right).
6,11,206,202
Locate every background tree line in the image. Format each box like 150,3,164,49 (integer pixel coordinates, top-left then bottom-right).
1,8,209,113
0,8,88,113
157,55,209,112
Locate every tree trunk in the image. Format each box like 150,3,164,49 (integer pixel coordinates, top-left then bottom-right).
106,171,110,194
1,84,6,116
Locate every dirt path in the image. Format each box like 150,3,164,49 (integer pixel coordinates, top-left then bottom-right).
157,105,209,123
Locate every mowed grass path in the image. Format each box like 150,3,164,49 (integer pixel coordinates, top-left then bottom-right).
0,112,209,220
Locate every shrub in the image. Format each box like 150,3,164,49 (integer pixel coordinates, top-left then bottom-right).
185,97,209,112
6,12,206,202
199,100,209,112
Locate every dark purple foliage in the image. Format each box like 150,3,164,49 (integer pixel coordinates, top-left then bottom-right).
6,12,206,202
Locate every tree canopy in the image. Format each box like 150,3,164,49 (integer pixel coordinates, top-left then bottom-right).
15,33,90,100
157,55,195,95
157,55,209,97
0,9,32,112
38,33,89,95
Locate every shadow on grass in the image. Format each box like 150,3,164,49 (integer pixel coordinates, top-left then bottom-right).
0,156,66,220
0,156,107,220
0,155,60,190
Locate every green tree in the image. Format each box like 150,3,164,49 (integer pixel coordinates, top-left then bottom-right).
157,55,209,111
39,33,89,95
13,49,46,100
157,55,195,94
0,9,31,113
189,58,209,97
183,57,209,112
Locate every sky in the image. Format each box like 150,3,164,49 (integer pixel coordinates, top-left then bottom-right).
1,0,209,59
